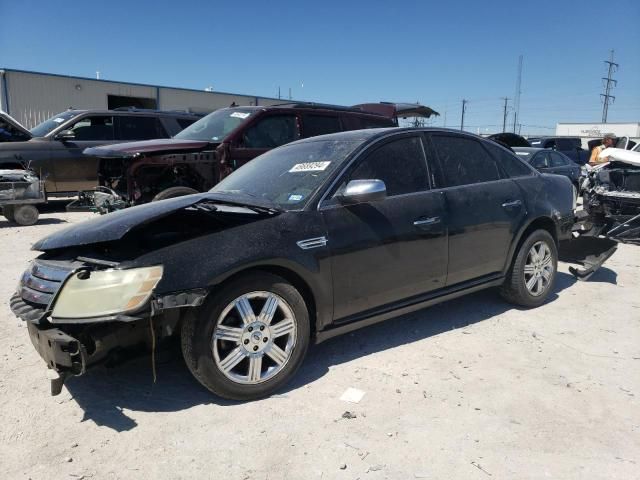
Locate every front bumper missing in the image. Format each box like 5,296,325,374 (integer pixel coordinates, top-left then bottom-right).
27,322,86,395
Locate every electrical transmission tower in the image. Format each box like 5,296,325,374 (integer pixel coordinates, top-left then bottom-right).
513,55,523,133
601,49,618,123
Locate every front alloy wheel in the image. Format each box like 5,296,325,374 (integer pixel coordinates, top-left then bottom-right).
213,292,297,384
181,273,310,400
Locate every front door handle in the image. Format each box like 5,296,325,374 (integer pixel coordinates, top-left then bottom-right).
413,216,441,228
502,200,522,209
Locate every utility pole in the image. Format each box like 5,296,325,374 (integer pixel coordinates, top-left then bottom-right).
601,49,618,123
501,97,510,132
460,99,468,131
278,86,281,99
513,55,523,133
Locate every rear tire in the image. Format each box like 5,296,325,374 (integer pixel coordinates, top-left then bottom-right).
181,272,310,400
500,229,557,308
152,186,199,202
12,205,39,226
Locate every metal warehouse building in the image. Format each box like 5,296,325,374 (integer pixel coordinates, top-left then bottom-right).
0,68,287,129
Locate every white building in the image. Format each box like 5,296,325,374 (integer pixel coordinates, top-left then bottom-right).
0,68,289,128
556,122,640,146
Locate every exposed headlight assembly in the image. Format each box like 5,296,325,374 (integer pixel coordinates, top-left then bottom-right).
51,266,163,320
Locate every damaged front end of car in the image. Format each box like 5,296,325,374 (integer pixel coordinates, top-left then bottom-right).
581,152,640,244
68,139,227,213
11,193,281,394
564,148,640,280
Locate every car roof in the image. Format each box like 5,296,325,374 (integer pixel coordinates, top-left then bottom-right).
529,136,579,140
289,126,493,145
61,109,201,118
228,104,392,118
513,147,545,153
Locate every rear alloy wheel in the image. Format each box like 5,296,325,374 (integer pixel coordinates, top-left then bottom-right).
181,273,310,400
500,229,557,307
523,241,554,297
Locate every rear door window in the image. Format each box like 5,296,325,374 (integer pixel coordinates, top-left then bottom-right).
431,134,501,187
68,116,114,141
301,115,341,138
484,142,534,178
242,115,299,148
116,116,166,140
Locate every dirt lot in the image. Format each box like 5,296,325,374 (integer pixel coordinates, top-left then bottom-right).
0,204,639,480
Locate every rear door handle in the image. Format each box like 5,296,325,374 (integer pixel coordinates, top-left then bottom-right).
502,200,522,209
413,216,441,228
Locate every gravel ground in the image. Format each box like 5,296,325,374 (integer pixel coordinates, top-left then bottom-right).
0,204,639,480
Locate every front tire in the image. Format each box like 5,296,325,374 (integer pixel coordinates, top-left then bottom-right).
2,205,16,222
500,229,557,308
181,272,310,400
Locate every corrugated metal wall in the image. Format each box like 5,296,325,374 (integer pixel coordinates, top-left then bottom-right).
158,87,255,113
6,71,156,128
3,70,291,128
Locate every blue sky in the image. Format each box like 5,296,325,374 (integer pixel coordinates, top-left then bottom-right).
1,0,639,135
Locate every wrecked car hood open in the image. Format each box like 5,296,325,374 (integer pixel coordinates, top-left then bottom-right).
33,193,281,251
599,147,640,167
0,111,32,141
83,138,211,158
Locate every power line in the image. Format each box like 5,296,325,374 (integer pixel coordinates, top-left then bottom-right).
600,49,618,123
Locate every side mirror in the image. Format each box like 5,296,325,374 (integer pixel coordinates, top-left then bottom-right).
55,129,75,141
337,179,387,205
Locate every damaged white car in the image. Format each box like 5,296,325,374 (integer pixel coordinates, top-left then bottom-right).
565,147,640,279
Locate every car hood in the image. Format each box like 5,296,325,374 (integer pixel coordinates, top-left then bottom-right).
0,111,32,141
83,138,212,158
33,192,281,251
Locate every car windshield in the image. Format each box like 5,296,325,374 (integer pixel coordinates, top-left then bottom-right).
211,139,360,210
174,108,256,142
30,111,79,137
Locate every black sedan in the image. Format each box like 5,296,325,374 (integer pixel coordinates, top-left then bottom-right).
513,147,581,190
10,128,575,400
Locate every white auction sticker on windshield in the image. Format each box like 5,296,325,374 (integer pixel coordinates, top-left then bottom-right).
53,118,66,123
289,161,331,173
515,152,529,156
230,112,250,119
